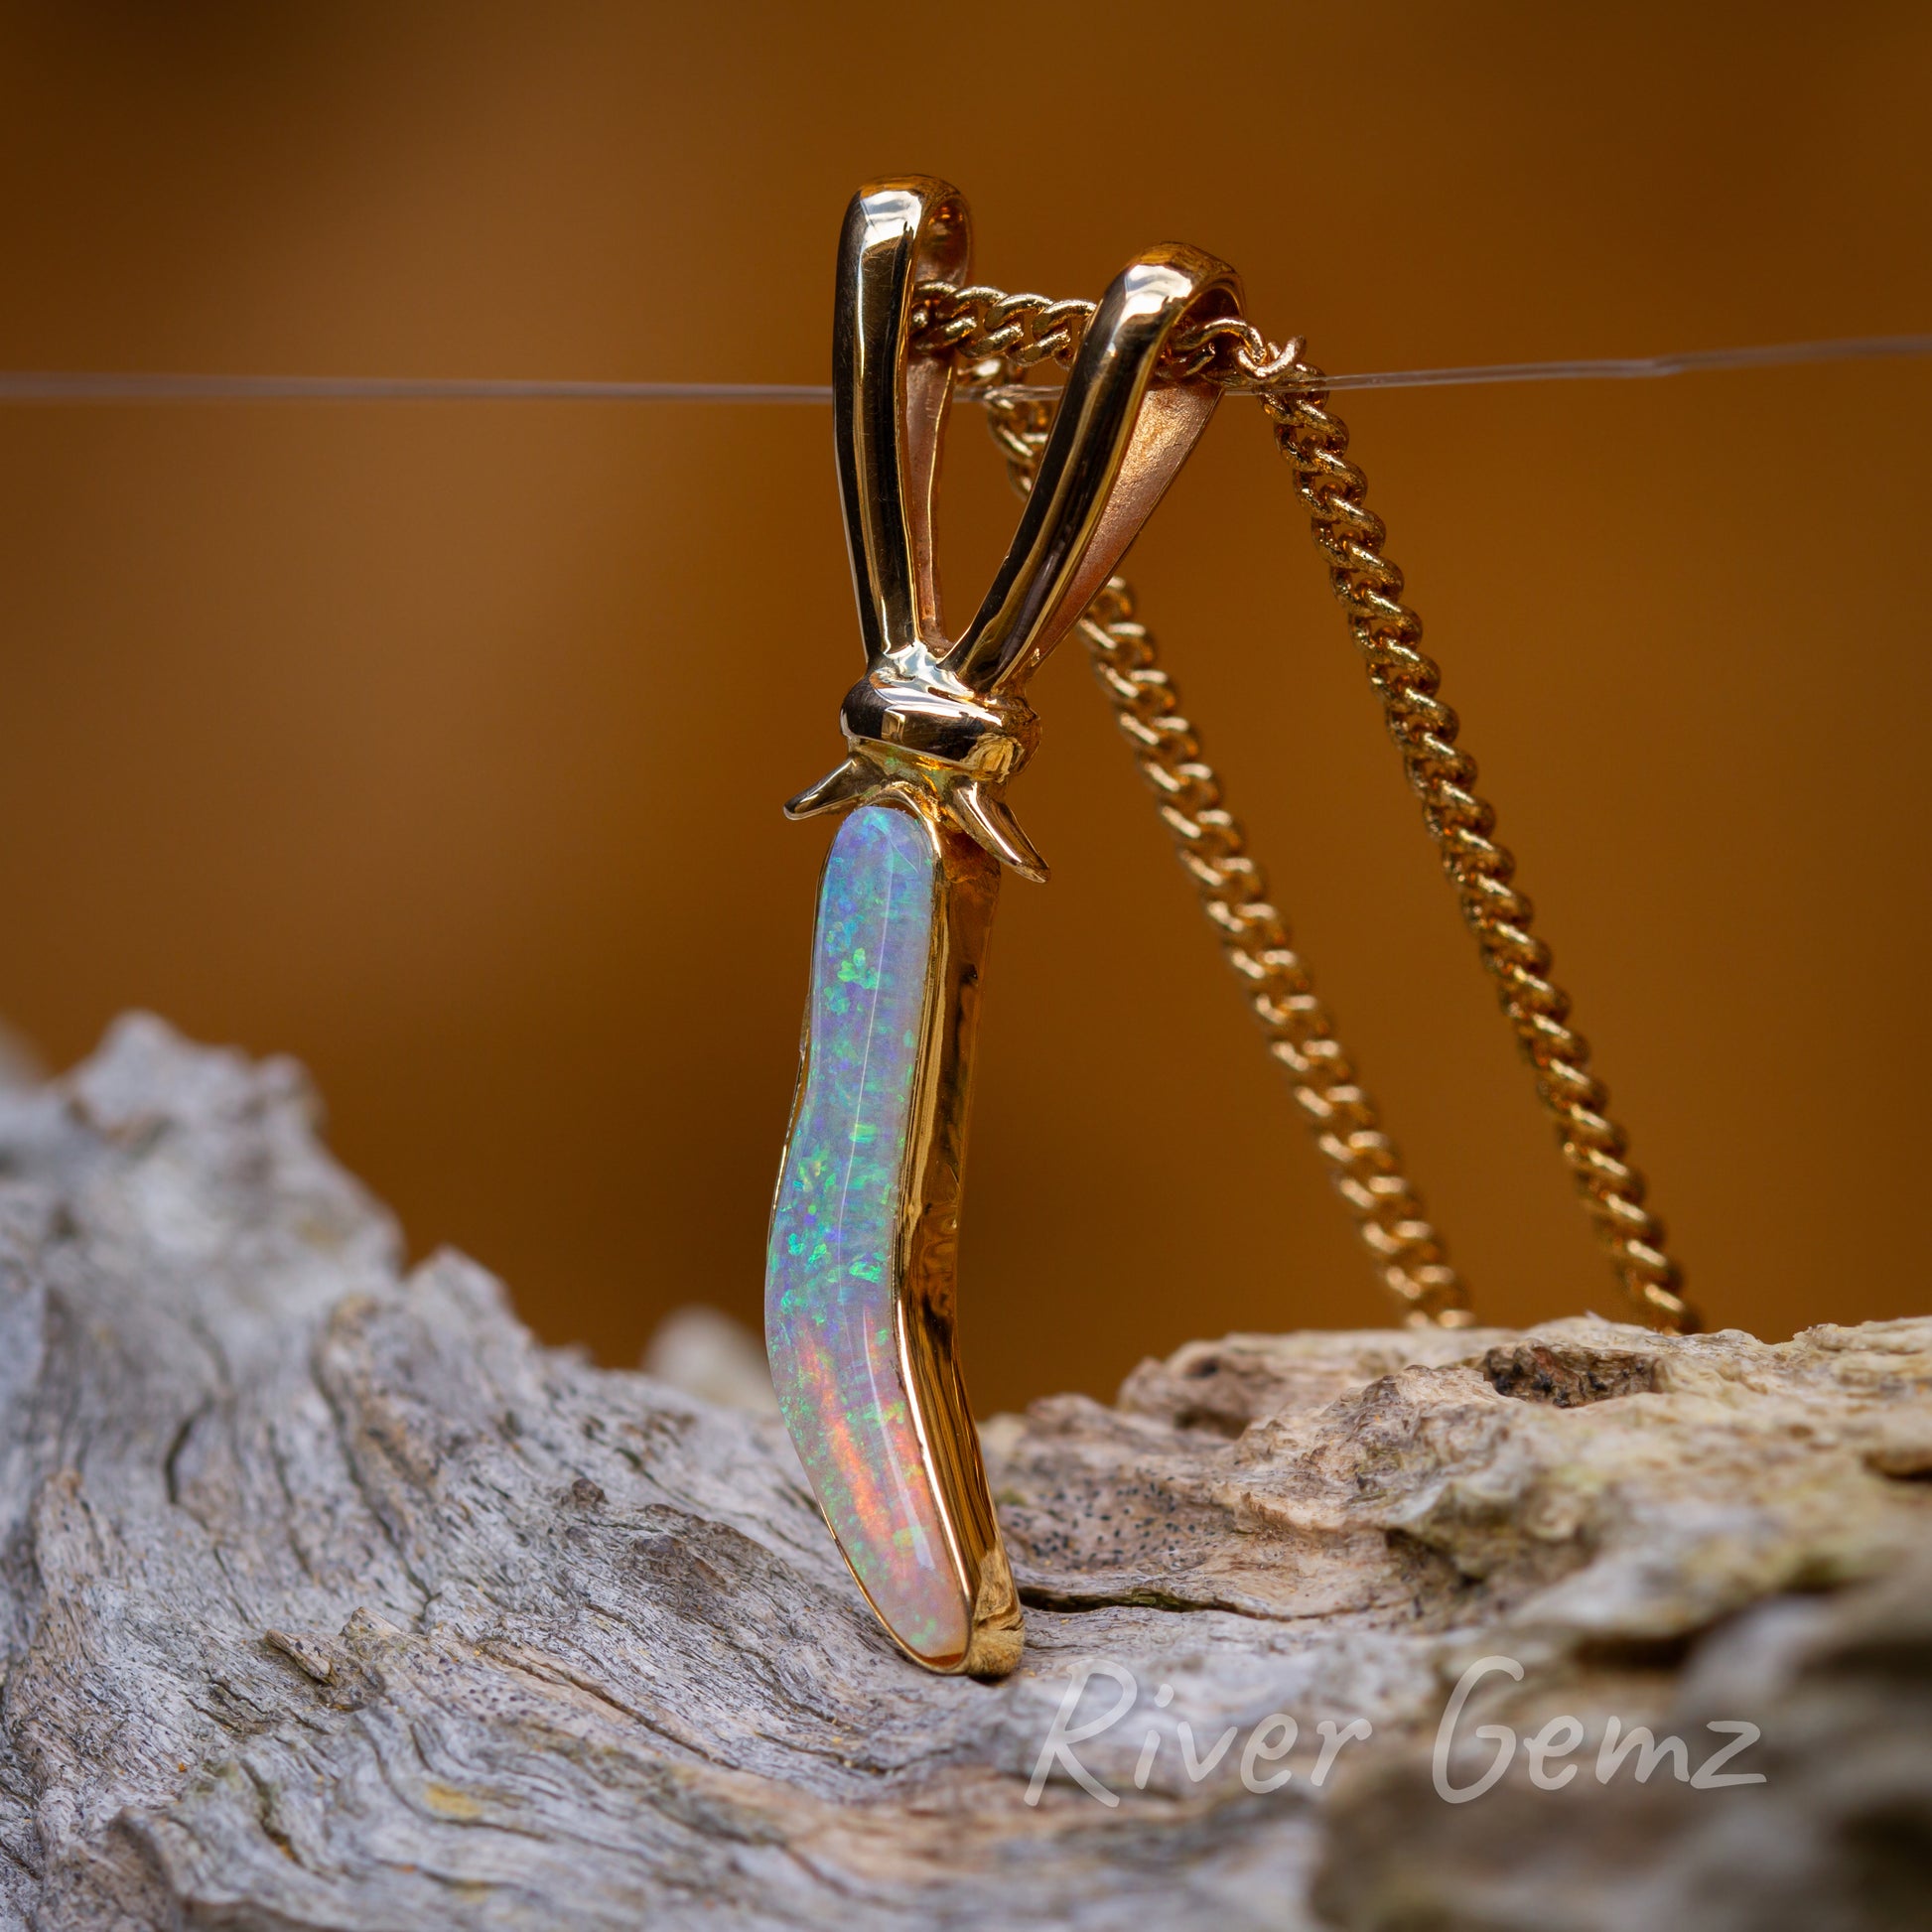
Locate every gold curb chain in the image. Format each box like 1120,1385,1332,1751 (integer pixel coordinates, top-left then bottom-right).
919,283,1697,1336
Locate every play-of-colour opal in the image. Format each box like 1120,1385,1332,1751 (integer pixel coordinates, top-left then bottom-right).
764,802,968,1665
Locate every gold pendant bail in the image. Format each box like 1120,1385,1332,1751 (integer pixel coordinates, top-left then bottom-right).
785,175,1244,883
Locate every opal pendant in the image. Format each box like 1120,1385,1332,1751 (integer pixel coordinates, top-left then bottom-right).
765,175,1234,1673
764,801,1015,1672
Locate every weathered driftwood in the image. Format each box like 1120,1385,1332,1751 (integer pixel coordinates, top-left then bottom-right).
1,1017,1927,1930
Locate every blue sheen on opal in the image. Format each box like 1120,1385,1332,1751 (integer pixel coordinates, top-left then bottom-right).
764,802,967,1663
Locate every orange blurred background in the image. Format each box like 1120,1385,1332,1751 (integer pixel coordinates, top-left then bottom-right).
2,3,1928,1412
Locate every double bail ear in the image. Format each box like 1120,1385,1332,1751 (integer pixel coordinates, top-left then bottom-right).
833,177,970,664
799,175,1244,878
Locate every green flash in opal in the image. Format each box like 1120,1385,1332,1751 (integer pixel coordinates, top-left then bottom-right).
763,803,970,1665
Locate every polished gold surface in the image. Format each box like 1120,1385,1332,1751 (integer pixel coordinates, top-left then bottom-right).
787,180,1239,884
890,809,1021,1677
773,179,1240,1671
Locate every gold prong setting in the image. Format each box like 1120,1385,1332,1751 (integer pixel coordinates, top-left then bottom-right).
785,661,1049,880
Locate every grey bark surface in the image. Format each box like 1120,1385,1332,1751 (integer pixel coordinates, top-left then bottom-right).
0,1017,1927,1930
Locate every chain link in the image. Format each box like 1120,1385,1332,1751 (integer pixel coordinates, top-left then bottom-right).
911,282,1307,388
979,381,1472,1329
934,285,1697,1334
910,284,1097,372
1264,370,1697,1332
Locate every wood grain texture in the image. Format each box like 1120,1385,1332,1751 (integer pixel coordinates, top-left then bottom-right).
1,1017,1927,1929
